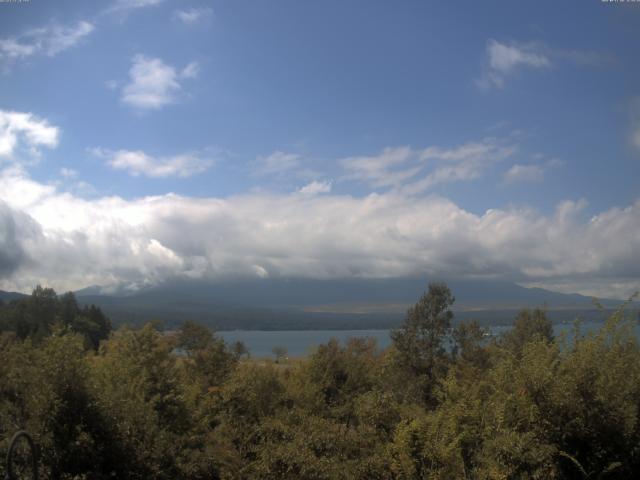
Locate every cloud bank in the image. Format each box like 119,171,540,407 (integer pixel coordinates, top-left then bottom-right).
0,110,637,299
0,165,639,298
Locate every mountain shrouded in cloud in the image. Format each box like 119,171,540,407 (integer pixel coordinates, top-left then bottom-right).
0,148,639,298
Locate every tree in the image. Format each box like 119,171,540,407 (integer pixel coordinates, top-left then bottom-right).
501,308,554,356
452,319,490,370
272,346,288,363
56,291,80,326
0,288,111,349
232,340,249,359
177,321,237,388
177,320,214,354
74,304,112,350
19,286,58,341
92,323,191,478
391,282,454,405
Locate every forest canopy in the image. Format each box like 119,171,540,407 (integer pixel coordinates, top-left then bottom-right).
1,283,639,479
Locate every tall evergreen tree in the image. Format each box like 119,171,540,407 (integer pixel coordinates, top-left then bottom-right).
391,282,454,405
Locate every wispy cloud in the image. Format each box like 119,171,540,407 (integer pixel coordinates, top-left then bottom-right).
0,21,94,68
105,0,165,15
341,139,515,195
92,147,214,178
503,155,564,184
405,140,515,195
477,39,550,89
0,110,59,160
298,180,332,195
477,39,613,90
253,151,302,177
503,164,545,184
174,7,214,25
180,61,200,79
59,167,78,179
121,55,199,110
341,146,419,188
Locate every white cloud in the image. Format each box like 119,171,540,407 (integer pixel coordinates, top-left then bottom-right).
478,39,550,89
342,139,515,195
341,146,418,188
420,140,507,162
0,39,37,60
0,21,94,67
298,180,332,195
503,164,544,184
59,167,78,179
105,0,164,15
1,166,639,298
174,7,214,24
45,21,95,56
488,40,549,72
0,110,59,160
115,0,163,7
0,111,634,299
180,61,200,79
503,156,564,185
406,140,515,194
253,151,301,176
92,147,214,178
121,55,198,110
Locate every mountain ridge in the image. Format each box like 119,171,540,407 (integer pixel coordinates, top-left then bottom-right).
4,277,632,330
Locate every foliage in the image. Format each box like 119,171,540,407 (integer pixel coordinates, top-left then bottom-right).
390,282,455,406
500,307,554,357
1,284,640,479
0,287,111,349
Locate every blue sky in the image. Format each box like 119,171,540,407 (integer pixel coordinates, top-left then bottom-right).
0,0,639,298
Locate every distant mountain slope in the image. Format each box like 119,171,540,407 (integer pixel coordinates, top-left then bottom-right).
72,277,631,330
77,277,611,308
0,290,28,303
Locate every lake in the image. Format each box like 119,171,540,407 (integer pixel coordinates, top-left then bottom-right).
219,329,393,358
219,321,637,358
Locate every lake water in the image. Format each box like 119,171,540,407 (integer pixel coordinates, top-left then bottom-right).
219,321,637,358
219,329,393,358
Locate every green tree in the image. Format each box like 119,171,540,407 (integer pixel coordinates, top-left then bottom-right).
391,282,454,405
0,288,111,349
74,304,112,350
501,307,554,356
177,320,214,354
452,319,490,371
177,321,238,389
92,323,191,478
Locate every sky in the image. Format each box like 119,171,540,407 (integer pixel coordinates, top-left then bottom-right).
0,0,639,298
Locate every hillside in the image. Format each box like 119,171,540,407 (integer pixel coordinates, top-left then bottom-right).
72,277,627,330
